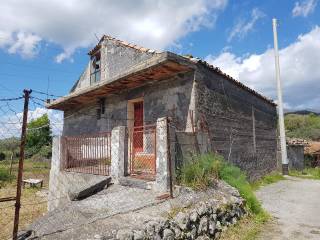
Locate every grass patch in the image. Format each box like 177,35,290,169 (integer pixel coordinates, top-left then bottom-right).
0,167,14,185
221,211,270,240
219,160,263,215
290,167,320,179
251,172,285,191
0,159,50,239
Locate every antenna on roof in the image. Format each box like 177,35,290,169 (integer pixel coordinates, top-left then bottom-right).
94,33,100,41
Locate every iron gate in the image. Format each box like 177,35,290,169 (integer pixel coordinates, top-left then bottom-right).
129,125,156,180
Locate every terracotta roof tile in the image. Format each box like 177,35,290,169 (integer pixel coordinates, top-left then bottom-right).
287,138,308,146
305,141,320,154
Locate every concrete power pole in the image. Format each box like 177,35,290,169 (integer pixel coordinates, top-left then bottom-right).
272,18,288,175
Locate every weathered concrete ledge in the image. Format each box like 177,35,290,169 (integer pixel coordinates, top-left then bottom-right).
68,175,111,200
32,181,246,240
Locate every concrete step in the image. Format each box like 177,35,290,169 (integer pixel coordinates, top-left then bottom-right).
119,177,155,190
67,174,112,200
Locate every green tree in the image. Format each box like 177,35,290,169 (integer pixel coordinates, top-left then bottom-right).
285,113,320,140
26,114,52,157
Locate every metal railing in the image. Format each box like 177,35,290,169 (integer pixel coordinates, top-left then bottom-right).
61,132,111,175
129,125,156,180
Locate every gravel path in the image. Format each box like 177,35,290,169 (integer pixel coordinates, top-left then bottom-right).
256,176,320,240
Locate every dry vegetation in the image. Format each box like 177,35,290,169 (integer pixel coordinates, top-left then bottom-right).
0,160,50,240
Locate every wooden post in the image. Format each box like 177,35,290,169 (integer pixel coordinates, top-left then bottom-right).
166,117,173,198
12,89,31,240
190,110,200,154
9,153,14,175
252,106,256,155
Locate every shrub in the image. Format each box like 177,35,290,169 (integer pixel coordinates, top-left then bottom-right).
179,153,264,215
0,167,14,187
219,162,263,215
30,145,52,162
180,153,223,190
0,152,5,161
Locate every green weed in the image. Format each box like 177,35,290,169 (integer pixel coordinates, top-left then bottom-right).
179,153,265,215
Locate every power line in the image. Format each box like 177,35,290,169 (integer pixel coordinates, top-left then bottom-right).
32,89,62,98
0,96,24,102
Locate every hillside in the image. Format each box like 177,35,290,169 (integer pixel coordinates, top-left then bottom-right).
285,110,320,116
285,113,320,141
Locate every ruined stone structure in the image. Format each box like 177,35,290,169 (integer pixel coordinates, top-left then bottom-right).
286,138,306,170
47,36,277,208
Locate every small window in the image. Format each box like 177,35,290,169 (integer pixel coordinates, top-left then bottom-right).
96,98,105,120
90,50,101,85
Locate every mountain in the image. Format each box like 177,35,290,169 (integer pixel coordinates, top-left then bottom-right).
285,110,320,116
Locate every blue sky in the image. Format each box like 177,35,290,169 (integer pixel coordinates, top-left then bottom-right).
0,0,319,114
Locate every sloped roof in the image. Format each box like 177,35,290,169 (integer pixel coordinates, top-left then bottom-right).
48,36,276,110
88,36,275,106
183,56,275,106
89,35,162,55
305,141,320,155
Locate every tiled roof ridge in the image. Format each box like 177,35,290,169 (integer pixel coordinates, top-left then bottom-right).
184,56,276,106
287,137,309,146
89,35,162,55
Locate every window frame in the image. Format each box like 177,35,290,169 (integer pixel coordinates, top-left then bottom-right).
90,50,101,85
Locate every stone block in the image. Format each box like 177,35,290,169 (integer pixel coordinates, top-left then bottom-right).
111,126,126,183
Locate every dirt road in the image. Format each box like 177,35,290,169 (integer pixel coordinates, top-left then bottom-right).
256,176,320,240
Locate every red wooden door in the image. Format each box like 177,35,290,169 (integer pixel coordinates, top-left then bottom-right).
133,101,143,153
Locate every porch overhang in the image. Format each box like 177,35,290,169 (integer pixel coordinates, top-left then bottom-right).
46,52,194,111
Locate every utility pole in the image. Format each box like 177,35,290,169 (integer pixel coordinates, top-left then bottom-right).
272,19,288,175
12,89,32,240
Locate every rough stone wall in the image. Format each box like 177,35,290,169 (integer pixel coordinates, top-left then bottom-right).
195,65,278,180
115,182,246,240
70,39,156,93
63,71,195,136
287,145,304,170
102,40,155,82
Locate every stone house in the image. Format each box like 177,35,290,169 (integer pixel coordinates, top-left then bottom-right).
305,141,320,167
46,36,277,209
286,138,306,170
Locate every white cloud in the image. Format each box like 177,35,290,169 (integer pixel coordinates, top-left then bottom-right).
206,26,320,111
228,8,265,42
292,0,317,17
0,0,227,62
7,32,41,58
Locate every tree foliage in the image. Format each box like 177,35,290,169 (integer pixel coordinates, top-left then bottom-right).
26,114,52,157
285,113,320,140
0,137,20,160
